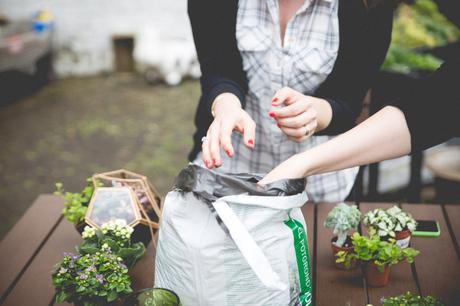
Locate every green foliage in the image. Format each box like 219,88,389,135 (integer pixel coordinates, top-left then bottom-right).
79,220,145,269
336,229,419,272
52,250,133,306
54,178,102,225
324,203,361,247
382,291,444,306
383,0,460,74
362,206,417,238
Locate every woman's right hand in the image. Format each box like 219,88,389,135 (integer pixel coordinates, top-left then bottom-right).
202,93,256,169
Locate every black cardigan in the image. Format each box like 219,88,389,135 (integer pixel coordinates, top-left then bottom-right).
188,0,395,161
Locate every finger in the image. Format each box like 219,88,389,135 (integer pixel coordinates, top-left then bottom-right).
272,101,309,118
287,135,310,143
219,119,235,157
208,121,222,166
201,136,213,168
277,111,315,129
271,87,297,106
280,120,317,138
242,115,256,148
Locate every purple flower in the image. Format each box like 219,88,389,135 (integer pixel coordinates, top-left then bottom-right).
119,263,127,269
380,296,385,304
95,274,104,284
80,274,88,280
63,252,74,257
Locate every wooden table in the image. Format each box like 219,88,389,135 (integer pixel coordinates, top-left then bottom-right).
1,195,459,306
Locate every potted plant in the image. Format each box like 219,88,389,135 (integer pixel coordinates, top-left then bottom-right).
324,203,361,269
54,178,102,233
79,219,145,269
362,206,417,248
381,291,444,306
52,250,133,306
336,229,419,287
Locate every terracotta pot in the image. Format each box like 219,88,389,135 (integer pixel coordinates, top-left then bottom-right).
363,262,390,287
394,229,411,249
331,236,357,270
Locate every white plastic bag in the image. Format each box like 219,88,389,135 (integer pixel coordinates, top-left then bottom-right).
155,165,312,306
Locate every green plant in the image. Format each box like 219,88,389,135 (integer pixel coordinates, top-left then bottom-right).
386,206,417,233
54,178,102,225
324,203,361,247
382,0,460,74
363,206,417,238
79,220,145,269
336,229,419,272
381,291,444,306
52,250,133,306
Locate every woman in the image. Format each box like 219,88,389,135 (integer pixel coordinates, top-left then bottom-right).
188,0,395,201
259,59,460,185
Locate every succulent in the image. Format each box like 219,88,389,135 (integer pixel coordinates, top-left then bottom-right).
324,203,361,247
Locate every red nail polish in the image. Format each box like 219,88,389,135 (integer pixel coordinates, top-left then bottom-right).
225,149,233,157
277,123,281,128
248,140,254,146
269,112,275,118
272,98,278,103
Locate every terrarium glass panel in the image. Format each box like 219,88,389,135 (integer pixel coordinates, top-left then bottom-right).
87,187,138,227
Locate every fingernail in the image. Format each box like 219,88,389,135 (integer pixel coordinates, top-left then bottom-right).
272,98,278,105
248,139,254,146
225,149,233,157
269,112,275,118
276,123,281,128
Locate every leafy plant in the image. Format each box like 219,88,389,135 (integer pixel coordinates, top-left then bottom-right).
52,250,133,306
54,178,102,225
363,206,417,238
381,291,444,306
79,220,145,269
386,206,417,232
336,229,419,272
324,203,361,247
382,0,460,74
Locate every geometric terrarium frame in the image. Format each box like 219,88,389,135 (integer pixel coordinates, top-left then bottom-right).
87,169,163,245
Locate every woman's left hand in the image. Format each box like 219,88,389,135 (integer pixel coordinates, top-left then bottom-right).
269,87,331,143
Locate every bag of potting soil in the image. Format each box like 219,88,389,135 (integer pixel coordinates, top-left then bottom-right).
154,164,312,306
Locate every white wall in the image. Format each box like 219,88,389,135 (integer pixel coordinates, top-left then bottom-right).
0,0,192,76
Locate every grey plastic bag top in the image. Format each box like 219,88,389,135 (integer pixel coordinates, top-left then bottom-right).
173,164,307,201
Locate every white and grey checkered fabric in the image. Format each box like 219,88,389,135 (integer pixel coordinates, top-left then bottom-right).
194,0,358,202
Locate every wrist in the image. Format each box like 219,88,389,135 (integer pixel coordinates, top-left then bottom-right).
311,97,332,132
212,93,242,118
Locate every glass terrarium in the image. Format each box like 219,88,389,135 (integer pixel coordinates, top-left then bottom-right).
85,187,141,228
88,169,163,245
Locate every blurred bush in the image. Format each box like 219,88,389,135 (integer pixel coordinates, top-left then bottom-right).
382,0,460,74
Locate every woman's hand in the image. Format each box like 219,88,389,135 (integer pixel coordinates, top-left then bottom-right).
258,153,309,186
269,87,332,143
202,93,256,169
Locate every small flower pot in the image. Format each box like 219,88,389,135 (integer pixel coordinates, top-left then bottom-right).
363,262,390,287
394,229,411,249
331,236,357,270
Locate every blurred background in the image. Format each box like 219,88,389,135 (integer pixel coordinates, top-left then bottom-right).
0,0,459,239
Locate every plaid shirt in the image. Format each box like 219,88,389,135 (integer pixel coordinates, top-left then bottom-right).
194,0,358,202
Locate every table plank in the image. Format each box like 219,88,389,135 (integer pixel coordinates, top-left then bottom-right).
130,236,157,290
2,217,81,306
360,203,418,305
444,205,460,259
0,195,64,302
402,204,460,306
315,203,366,306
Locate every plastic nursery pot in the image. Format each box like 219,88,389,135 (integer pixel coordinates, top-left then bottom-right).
394,229,411,249
363,262,390,287
331,236,357,270
123,288,181,306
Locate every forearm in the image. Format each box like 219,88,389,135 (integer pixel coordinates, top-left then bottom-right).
300,106,411,176
311,97,333,132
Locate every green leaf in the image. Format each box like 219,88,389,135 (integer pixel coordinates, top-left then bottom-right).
107,290,118,302
55,290,69,303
